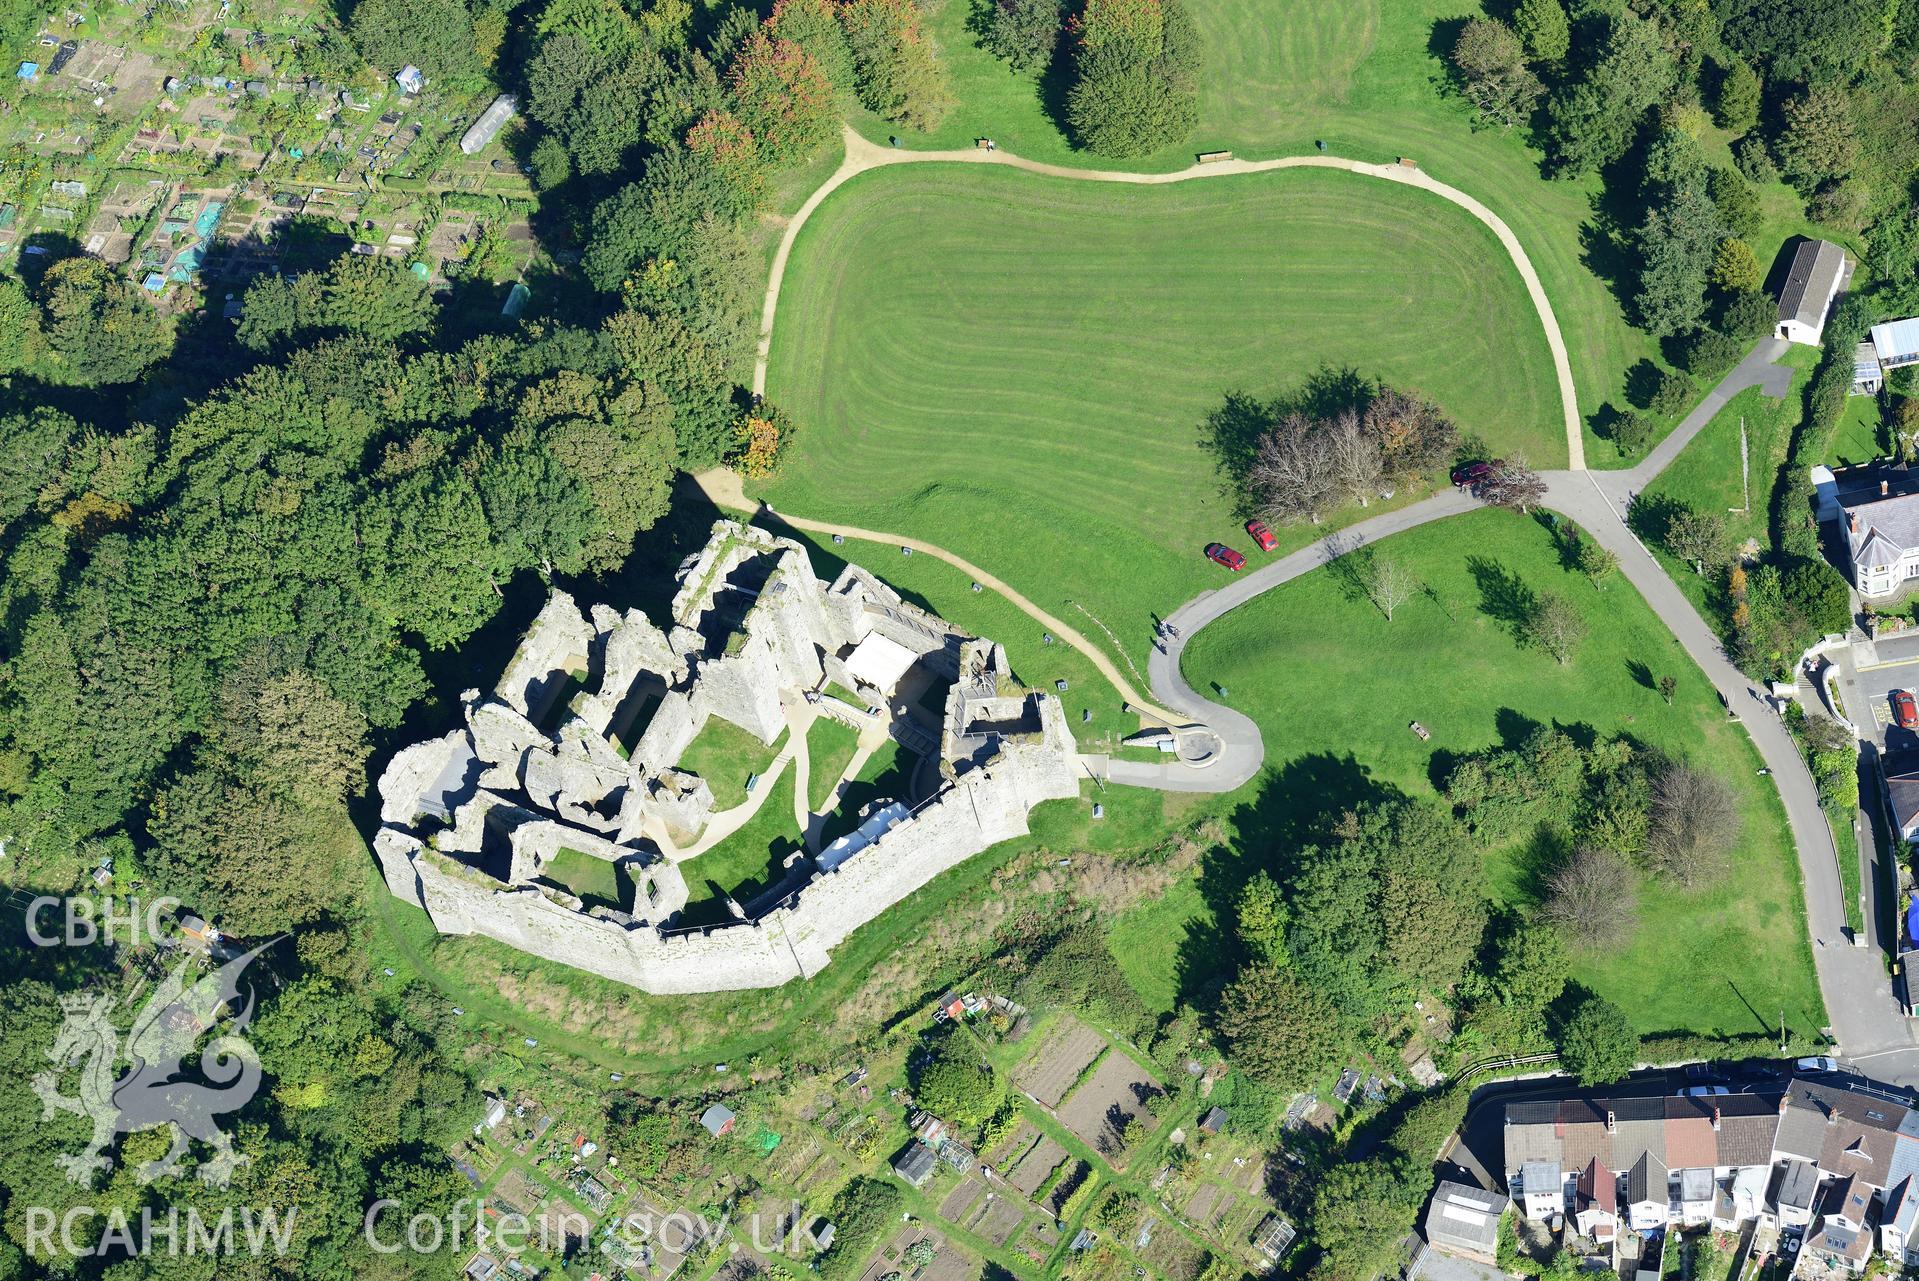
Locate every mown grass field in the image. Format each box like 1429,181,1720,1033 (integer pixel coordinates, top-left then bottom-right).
764,163,1558,670
845,0,1640,428
1180,508,1824,1039
806,715,864,811
834,0,1871,459
680,770,803,923
1828,394,1889,468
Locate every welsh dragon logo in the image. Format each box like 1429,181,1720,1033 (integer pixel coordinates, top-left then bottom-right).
31,941,272,1188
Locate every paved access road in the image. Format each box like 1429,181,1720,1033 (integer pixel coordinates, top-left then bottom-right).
1105,490,1479,791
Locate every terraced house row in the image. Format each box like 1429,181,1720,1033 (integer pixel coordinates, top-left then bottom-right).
1502,1079,1919,1272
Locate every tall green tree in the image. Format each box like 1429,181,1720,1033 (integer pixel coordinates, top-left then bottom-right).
347,0,480,79
1544,11,1676,174
1776,83,1859,193
1216,963,1347,1091
840,0,954,130
37,257,172,387
1556,994,1639,1084
1064,0,1200,157
726,30,837,166
1711,56,1760,133
1514,0,1569,61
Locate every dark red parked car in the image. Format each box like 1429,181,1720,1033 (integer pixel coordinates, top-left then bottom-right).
1451,461,1496,487
1245,519,1278,552
1896,689,1917,730
1204,543,1246,572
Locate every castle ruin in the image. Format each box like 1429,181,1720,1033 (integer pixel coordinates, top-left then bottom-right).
372,520,1082,994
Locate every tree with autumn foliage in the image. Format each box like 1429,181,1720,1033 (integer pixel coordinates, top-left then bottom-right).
1064,0,1199,158
725,30,837,166
839,0,953,130
730,403,799,479
686,108,768,210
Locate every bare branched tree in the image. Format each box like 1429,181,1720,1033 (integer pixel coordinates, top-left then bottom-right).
1524,589,1586,664
1366,555,1419,621
1645,763,1739,886
1251,412,1339,525
1479,455,1547,512
1544,846,1639,949
1325,408,1383,507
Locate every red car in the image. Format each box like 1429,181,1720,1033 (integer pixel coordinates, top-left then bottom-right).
1451,461,1496,487
1204,543,1246,572
1896,689,1917,730
1245,519,1278,552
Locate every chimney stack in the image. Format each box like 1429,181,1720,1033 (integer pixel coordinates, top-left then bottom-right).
1606,1110,1616,1133
1852,512,1861,533
1712,1106,1721,1132
1883,479,1890,497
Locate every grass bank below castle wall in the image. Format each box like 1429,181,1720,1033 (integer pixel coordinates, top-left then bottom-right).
361,777,1216,1083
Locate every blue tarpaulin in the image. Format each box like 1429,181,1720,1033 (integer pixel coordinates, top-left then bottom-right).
1908,897,1919,946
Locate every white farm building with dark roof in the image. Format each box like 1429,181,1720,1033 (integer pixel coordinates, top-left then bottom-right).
1777,239,1852,346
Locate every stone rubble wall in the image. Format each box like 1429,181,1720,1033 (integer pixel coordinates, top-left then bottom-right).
379,731,465,825
631,688,702,777
376,734,1081,994
496,592,595,718
685,631,786,745
370,517,1087,995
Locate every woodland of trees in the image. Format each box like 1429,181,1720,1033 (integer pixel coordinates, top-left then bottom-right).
1204,725,1763,1280
1450,0,1919,678
0,0,927,1273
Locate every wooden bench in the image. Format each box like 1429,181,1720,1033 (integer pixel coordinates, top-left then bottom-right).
1196,150,1233,163
1397,156,1419,168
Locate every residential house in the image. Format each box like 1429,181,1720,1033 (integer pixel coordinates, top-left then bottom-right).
1777,239,1852,345
1881,1176,1919,1264
1714,1165,1769,1231
1573,1158,1616,1243
1834,475,1919,594
1774,1158,1821,1229
699,1104,736,1138
1804,1173,1874,1274
1884,752,1919,841
893,1141,938,1188
1517,1160,1562,1221
1424,1181,1509,1266
1677,1166,1714,1226
1503,1094,1785,1231
1626,1152,1669,1231
1499,1080,1919,1245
